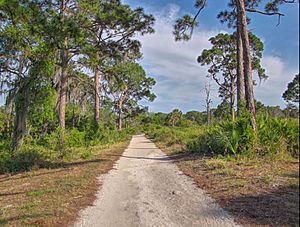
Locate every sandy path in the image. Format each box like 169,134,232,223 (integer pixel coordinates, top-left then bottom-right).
73,135,239,227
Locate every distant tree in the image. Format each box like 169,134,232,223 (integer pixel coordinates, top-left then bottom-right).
266,106,285,118
283,104,299,118
106,62,156,131
255,100,286,118
142,112,168,125
255,100,266,116
123,102,148,128
214,101,231,120
198,33,266,121
283,74,299,108
184,111,206,125
204,83,212,125
155,112,169,125
166,109,182,126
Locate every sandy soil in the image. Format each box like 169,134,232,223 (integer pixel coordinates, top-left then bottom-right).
73,135,239,227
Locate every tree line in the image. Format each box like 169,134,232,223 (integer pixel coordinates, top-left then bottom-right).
0,0,156,150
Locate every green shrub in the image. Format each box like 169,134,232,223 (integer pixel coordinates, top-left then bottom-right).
65,128,86,147
80,150,92,159
257,117,299,157
147,116,298,158
143,124,203,147
188,117,254,155
0,151,12,173
0,145,55,173
38,131,60,150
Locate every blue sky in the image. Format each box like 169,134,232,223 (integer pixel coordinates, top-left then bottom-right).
124,0,299,113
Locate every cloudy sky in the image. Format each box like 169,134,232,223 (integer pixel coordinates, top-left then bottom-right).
124,0,299,113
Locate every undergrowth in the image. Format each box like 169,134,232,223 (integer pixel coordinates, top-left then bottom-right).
143,116,299,159
0,127,135,173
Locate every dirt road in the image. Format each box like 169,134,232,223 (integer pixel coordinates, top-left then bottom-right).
73,135,239,227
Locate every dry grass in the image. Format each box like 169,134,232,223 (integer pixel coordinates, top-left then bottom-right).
158,142,299,227
0,141,129,227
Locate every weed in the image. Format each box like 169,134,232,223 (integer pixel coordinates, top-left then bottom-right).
258,175,274,185
26,190,51,197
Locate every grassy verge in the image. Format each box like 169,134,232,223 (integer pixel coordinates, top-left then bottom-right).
145,122,299,226
0,141,129,227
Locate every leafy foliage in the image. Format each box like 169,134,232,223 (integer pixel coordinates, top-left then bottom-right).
165,109,182,126
282,74,299,107
106,62,156,130
0,0,156,172
198,32,266,92
144,114,299,158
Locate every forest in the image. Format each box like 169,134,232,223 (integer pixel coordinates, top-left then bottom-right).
0,0,299,226
0,0,157,172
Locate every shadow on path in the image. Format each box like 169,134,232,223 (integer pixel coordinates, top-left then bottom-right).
0,159,108,182
223,185,299,226
107,152,191,161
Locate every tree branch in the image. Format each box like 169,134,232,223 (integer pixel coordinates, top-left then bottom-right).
246,8,284,25
190,0,207,36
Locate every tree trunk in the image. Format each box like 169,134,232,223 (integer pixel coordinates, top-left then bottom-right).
5,100,14,139
72,101,75,128
237,0,256,130
236,13,245,116
118,108,122,131
94,69,100,124
59,40,68,147
13,109,27,150
205,83,212,125
207,105,211,125
230,75,235,121
13,87,28,150
59,0,68,147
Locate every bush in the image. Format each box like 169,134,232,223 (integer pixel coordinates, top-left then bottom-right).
0,127,136,173
188,116,298,157
65,128,86,147
257,117,299,157
143,124,203,147
0,124,137,174
0,145,55,173
188,117,254,155
38,131,60,150
145,116,299,158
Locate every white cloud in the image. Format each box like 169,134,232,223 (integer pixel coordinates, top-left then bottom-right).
138,4,222,112
255,56,298,107
138,4,298,113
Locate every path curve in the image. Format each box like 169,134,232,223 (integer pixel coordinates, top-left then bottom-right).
73,135,239,227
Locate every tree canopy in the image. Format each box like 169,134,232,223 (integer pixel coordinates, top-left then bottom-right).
283,74,299,108
0,0,156,149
